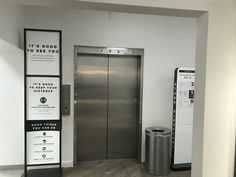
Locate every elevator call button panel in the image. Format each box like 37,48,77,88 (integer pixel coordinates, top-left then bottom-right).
61,85,71,116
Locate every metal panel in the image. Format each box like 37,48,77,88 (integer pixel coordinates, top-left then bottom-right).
61,85,71,115
76,46,143,56
107,55,139,159
75,54,108,161
74,46,144,162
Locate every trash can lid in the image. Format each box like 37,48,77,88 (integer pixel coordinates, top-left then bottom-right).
145,127,171,136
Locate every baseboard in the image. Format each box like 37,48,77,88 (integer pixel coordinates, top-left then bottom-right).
171,163,191,171
0,164,24,170
62,161,73,168
0,161,73,170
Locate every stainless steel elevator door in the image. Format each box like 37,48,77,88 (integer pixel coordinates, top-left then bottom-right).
75,53,139,161
75,54,108,161
107,56,138,159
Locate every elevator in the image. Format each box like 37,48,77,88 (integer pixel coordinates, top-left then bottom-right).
74,46,143,162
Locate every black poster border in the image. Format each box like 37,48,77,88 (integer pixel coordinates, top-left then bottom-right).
24,28,62,177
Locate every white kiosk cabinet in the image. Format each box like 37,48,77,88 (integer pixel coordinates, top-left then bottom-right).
172,68,195,170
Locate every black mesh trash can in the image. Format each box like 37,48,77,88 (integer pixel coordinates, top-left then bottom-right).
145,127,171,175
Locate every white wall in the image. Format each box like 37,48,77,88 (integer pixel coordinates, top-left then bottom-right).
201,5,236,177
23,6,196,165
0,2,24,47
0,39,24,166
0,1,235,177
0,2,24,167
191,13,208,177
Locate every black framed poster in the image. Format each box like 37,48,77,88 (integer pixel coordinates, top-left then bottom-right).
27,127,60,165
24,29,62,177
26,30,60,75
27,77,60,120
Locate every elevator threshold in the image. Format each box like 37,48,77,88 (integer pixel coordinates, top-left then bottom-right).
76,157,138,163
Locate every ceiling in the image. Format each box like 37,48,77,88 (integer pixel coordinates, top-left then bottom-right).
1,0,207,17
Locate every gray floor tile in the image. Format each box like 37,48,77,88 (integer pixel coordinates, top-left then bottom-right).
0,159,191,177
63,159,191,177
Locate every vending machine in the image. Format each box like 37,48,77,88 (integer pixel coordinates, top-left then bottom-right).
172,68,195,170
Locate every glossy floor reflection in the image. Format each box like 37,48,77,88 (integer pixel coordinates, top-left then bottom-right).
63,159,191,177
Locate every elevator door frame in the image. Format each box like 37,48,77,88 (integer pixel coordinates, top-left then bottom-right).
74,46,144,163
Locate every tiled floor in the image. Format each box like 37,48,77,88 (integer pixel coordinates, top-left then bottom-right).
64,159,191,177
0,159,191,177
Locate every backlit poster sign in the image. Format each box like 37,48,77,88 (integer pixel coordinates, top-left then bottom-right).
26,31,60,76
27,77,60,120
27,129,59,165
24,29,61,177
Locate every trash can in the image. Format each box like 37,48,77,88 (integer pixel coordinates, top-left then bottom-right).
145,127,171,175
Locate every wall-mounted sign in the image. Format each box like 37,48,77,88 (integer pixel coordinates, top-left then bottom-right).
24,29,62,177
27,77,60,120
26,30,60,76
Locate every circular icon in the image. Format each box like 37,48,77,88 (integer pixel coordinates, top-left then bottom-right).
42,147,46,151
42,154,46,158
40,97,47,104
43,132,46,136
43,139,46,144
